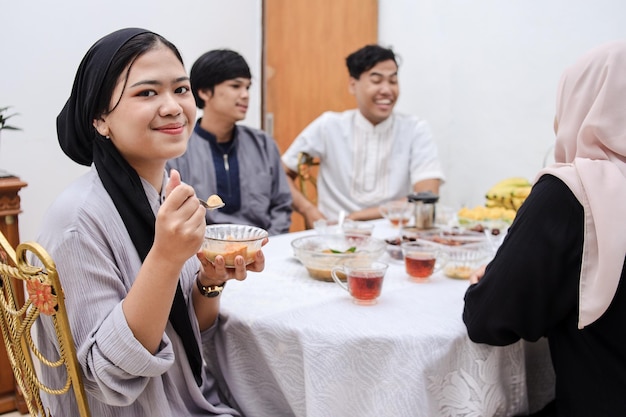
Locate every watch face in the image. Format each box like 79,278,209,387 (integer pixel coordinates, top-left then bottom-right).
205,289,221,298
197,279,226,298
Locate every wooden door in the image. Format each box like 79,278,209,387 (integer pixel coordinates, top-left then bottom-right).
263,0,378,232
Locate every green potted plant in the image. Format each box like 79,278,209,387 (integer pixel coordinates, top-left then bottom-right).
0,106,22,177
0,106,22,132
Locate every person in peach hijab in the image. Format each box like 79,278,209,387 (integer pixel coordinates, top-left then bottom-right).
463,40,626,417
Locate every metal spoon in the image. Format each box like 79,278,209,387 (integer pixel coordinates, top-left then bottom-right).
199,195,225,210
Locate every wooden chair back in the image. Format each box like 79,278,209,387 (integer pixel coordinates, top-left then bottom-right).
0,231,90,416
296,151,320,205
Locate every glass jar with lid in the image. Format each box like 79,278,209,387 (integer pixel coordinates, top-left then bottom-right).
407,191,439,229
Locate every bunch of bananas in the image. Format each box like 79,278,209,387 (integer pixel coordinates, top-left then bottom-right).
485,177,532,211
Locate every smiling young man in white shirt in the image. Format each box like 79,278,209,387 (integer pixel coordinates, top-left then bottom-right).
281,44,445,229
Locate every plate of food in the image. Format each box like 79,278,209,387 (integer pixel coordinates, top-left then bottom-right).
456,205,514,236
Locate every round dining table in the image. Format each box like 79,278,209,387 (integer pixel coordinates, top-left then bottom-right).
211,220,555,417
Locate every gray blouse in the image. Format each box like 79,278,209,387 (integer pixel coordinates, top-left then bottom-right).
35,166,240,417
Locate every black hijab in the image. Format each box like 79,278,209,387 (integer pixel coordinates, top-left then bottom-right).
56,28,203,387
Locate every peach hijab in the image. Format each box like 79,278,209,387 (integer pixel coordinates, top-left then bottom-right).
537,40,626,328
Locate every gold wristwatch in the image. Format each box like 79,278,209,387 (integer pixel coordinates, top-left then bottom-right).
196,278,226,298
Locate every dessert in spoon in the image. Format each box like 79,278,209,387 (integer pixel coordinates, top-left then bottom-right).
199,194,225,210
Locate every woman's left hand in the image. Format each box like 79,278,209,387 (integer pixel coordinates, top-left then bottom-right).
469,264,487,285
196,237,268,284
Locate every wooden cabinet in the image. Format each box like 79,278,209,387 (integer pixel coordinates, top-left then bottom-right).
0,176,28,414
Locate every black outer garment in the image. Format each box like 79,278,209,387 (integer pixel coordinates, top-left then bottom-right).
463,174,626,417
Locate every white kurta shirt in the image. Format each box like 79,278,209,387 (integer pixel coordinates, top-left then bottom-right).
282,110,445,220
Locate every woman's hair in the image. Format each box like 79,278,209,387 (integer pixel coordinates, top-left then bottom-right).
190,49,252,108
345,44,397,79
94,32,184,120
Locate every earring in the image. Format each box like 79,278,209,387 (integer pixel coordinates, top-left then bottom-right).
105,135,110,139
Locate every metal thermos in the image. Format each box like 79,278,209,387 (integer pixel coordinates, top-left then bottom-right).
408,191,439,229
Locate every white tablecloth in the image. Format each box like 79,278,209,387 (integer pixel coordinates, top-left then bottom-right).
214,222,555,417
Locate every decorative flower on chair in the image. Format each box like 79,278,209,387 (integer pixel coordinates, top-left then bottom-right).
26,279,57,315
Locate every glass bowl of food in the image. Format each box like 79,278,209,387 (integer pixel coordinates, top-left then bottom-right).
416,230,492,280
291,234,386,281
202,224,268,267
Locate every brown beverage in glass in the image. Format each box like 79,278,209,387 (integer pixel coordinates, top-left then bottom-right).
331,261,388,305
389,217,411,227
348,272,384,302
405,255,436,278
401,242,439,282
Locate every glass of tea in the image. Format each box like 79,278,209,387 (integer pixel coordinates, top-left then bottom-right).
331,261,388,305
379,200,412,228
401,242,441,282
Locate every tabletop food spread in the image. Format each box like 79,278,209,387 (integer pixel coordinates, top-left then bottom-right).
211,177,555,417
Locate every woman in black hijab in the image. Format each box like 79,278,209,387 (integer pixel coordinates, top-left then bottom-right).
37,27,264,416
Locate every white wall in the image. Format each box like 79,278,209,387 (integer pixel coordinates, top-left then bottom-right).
378,0,626,208
0,0,263,241
2,1,626,242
